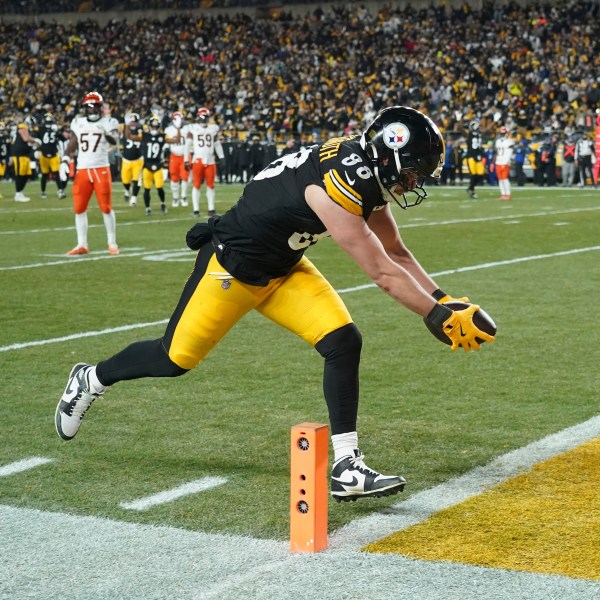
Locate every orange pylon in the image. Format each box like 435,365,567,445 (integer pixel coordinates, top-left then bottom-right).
290,423,329,553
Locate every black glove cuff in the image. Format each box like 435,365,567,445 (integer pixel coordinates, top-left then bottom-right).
425,303,453,328
431,288,447,301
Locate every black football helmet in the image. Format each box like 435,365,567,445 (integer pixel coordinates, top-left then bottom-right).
361,106,444,208
82,91,103,122
148,115,161,132
469,120,480,133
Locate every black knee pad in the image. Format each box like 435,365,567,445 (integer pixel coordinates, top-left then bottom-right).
315,323,362,362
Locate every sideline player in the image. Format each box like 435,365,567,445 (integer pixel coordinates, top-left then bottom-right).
55,106,495,502
465,120,485,199
186,107,224,217
38,112,67,199
60,91,120,255
10,115,41,202
494,126,515,200
164,111,189,207
121,112,143,206
140,115,168,215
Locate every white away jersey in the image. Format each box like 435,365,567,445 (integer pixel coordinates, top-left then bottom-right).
187,123,223,165
494,137,515,166
165,123,188,156
70,115,119,169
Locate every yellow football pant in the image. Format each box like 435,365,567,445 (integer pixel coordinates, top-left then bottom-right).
166,249,353,370
121,158,143,185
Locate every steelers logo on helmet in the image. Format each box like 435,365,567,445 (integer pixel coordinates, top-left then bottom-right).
383,122,411,150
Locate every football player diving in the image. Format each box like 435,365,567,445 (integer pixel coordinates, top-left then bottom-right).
56,106,495,502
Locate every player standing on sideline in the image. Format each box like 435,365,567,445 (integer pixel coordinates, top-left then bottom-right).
0,121,10,196
55,106,495,502
575,132,595,188
10,115,41,202
38,113,66,199
140,115,168,216
164,111,189,208
465,120,485,199
593,110,600,186
494,126,515,200
120,112,143,206
60,91,120,256
186,107,224,217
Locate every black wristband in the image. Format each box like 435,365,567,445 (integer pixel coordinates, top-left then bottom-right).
425,303,453,328
431,288,447,301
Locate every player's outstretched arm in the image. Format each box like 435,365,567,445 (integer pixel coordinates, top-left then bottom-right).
305,184,437,317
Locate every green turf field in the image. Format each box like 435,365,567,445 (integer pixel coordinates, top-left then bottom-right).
1,179,598,540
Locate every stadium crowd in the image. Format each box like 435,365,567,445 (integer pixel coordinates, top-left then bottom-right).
1,0,599,186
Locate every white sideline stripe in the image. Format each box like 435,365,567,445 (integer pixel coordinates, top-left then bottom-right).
0,457,55,477
0,216,193,235
0,319,169,352
2,205,599,271
119,477,228,511
400,204,600,228
330,413,600,549
337,244,600,293
0,247,189,271
2,245,600,354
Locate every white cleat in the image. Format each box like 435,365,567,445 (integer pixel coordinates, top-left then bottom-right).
55,363,103,440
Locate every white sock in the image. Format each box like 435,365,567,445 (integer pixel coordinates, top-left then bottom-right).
331,431,358,462
180,180,188,200
170,181,179,199
207,186,215,211
103,210,117,247
192,187,200,212
75,212,88,248
87,366,108,394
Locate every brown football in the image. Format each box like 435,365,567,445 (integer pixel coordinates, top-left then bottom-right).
425,301,497,345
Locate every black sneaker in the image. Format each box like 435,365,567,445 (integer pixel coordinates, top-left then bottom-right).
331,449,406,502
160,203,167,215
55,363,103,440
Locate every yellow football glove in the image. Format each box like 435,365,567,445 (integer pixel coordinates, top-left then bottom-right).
442,304,495,351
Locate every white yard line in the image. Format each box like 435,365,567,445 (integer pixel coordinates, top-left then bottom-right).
119,477,228,511
0,457,55,477
3,245,598,354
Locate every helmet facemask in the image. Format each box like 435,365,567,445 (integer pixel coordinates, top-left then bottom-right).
172,112,183,128
82,91,104,122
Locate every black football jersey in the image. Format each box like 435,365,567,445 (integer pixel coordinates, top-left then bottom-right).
121,135,142,161
141,131,166,171
0,134,10,160
466,132,484,161
210,135,385,280
11,125,32,157
40,124,59,157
